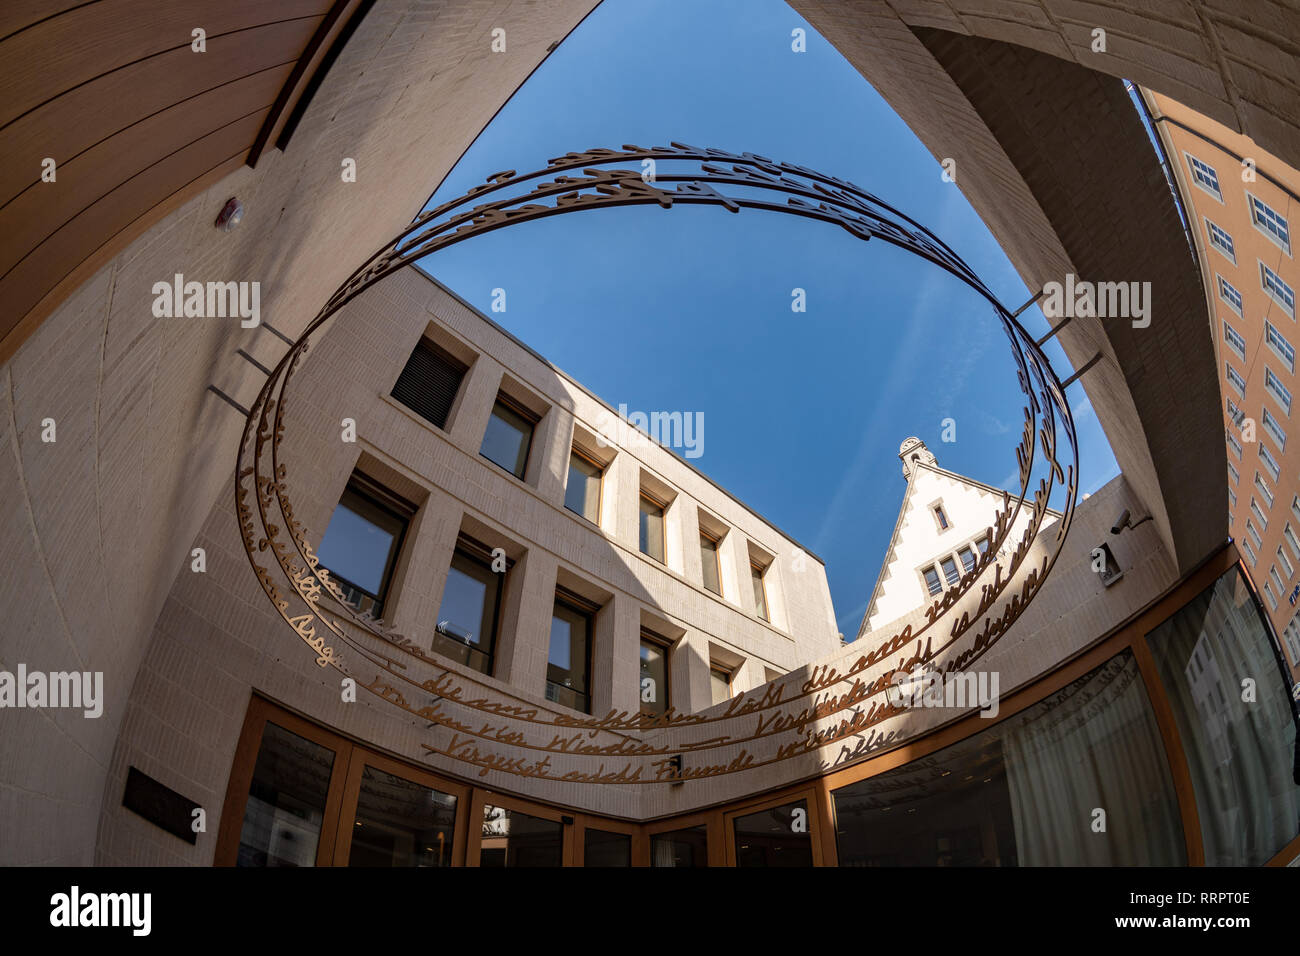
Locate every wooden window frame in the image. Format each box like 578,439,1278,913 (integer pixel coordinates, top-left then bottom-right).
564,445,605,525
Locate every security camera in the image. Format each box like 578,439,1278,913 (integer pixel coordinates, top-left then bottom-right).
1112,509,1153,535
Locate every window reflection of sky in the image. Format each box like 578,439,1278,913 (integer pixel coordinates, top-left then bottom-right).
317,504,395,596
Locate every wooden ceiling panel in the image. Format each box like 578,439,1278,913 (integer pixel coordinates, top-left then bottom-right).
0,17,322,208
0,0,363,365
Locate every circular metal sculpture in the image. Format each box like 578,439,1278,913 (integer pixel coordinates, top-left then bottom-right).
236,144,1079,787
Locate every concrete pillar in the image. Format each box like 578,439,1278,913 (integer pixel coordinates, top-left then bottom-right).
494,547,557,695
593,593,640,717
447,355,502,457
671,628,713,714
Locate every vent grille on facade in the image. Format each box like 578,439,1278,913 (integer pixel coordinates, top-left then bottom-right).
391,339,468,430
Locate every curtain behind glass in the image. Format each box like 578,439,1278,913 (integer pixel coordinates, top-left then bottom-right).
1146,567,1300,865
1003,654,1185,865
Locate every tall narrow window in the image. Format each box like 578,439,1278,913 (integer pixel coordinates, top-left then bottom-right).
547,590,595,713
940,556,960,586
958,545,977,574
923,565,942,596
639,630,671,718
564,448,603,523
391,339,467,430
433,537,505,675
1218,275,1243,315
481,395,537,479
710,666,733,707
974,535,990,555
699,530,722,595
1284,524,1300,562
933,504,949,531
1223,321,1247,361
1265,368,1291,414
639,493,666,563
751,563,770,622
316,475,414,619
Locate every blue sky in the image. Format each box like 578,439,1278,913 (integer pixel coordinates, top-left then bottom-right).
415,0,1119,637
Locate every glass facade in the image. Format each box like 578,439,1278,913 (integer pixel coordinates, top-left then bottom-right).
733,799,813,867
1146,567,1300,865
348,766,457,867
480,805,563,867
651,825,708,867
832,652,1185,866
236,722,336,868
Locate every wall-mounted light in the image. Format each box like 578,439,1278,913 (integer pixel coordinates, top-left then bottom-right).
215,197,243,232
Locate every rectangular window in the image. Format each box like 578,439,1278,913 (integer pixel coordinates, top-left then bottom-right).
1265,368,1292,414
1259,441,1282,482
1286,524,1300,562
564,448,603,523
1223,321,1247,361
1218,274,1243,315
1225,362,1246,396
1226,431,1243,459
958,545,977,574
1249,194,1291,253
639,630,671,718
1274,546,1294,582
940,555,960,586
699,531,722,595
547,592,594,714
1227,460,1239,485
639,493,666,563
1246,518,1264,550
1243,537,1258,566
479,805,563,867
732,799,814,867
1293,495,1300,523
1187,153,1222,199
1255,471,1275,508
1250,498,1268,531
1285,623,1300,667
710,666,733,707
316,475,414,620
1264,580,1278,610
974,535,990,555
1271,565,1287,594
1226,396,1245,427
1266,322,1295,372
1206,219,1236,262
480,396,536,479
1262,262,1296,318
1263,407,1289,451
391,339,467,431
1228,487,1237,510
751,563,770,622
433,538,505,675
923,565,942,596
934,505,949,530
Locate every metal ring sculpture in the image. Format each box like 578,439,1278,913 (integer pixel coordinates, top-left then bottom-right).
236,144,1079,787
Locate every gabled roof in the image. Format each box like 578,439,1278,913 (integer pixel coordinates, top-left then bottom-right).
854,459,1064,640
